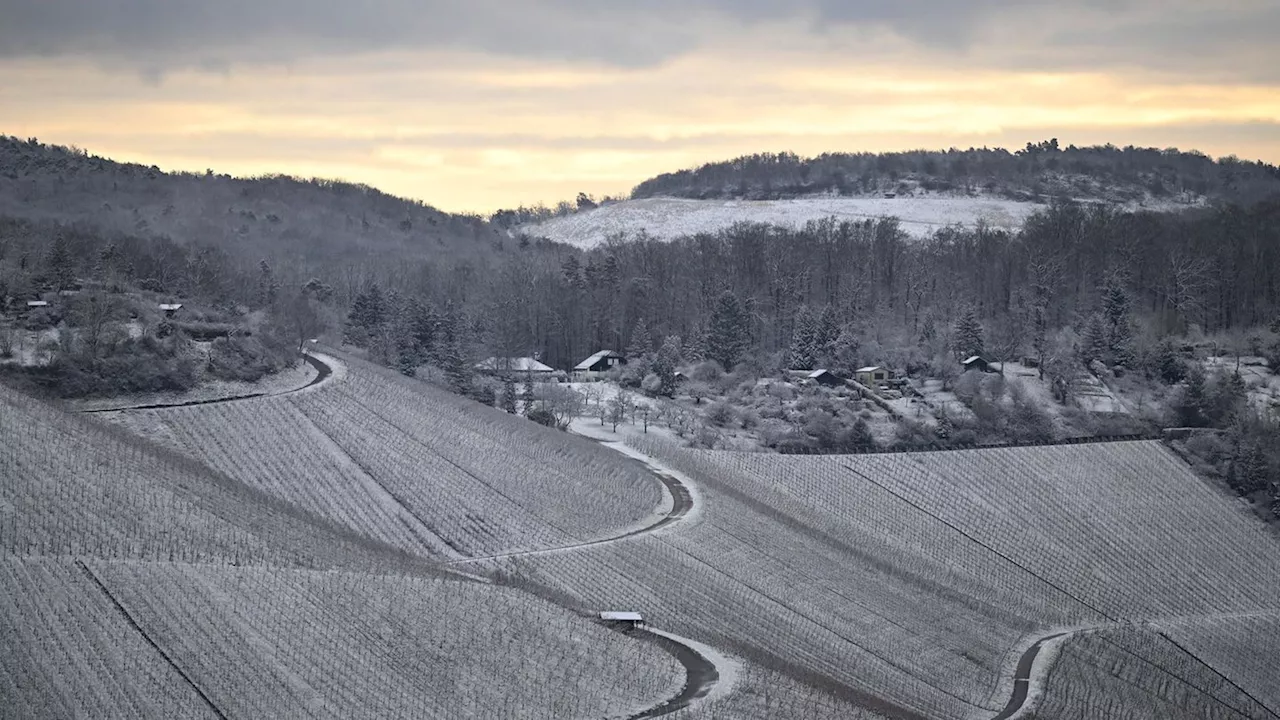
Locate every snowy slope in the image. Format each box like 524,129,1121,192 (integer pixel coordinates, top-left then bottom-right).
519,196,1044,247
519,195,1196,248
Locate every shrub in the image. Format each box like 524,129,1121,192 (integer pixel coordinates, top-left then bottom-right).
526,407,557,428
207,334,294,382
22,336,199,398
706,401,737,428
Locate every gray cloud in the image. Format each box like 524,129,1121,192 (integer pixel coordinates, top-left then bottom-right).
0,0,1275,81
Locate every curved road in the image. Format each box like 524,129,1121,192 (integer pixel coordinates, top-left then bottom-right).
78,352,727,718
992,631,1067,720
79,352,332,413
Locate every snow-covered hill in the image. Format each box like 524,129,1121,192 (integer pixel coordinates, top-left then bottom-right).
518,195,1192,248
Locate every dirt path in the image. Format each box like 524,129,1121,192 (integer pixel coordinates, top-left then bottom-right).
618,627,721,719
991,631,1066,720
447,442,694,566
79,352,334,413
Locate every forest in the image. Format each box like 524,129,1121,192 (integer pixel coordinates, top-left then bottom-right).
630,142,1280,205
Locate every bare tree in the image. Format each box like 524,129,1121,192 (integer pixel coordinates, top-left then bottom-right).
538,384,585,430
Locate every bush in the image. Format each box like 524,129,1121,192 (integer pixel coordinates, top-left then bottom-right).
206,334,294,382
526,407,558,429
23,307,61,331
21,336,199,398
706,401,737,428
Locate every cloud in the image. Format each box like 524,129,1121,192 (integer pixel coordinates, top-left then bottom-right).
1,0,1276,82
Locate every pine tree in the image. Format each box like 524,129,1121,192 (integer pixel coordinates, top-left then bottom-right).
653,336,682,397
788,306,820,370
627,318,652,361
1154,339,1186,384
500,376,518,414
1080,313,1109,366
707,290,749,370
1174,364,1209,427
521,371,537,413
1101,276,1135,367
952,307,984,359
46,235,75,291
257,260,279,307
683,330,706,363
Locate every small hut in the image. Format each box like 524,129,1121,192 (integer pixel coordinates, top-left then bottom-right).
159,303,183,317
808,369,846,387
599,611,644,630
573,350,625,380
962,355,993,373
854,366,893,387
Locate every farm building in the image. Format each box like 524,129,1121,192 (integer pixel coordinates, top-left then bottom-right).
573,350,626,380
854,366,893,387
962,356,995,373
158,303,183,317
808,369,846,387
599,611,644,630
474,357,556,376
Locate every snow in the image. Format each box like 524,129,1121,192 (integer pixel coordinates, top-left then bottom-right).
643,626,741,705
521,196,1047,247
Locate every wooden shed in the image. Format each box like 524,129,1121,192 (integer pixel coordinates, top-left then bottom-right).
962,355,994,373
808,369,846,387
854,366,893,387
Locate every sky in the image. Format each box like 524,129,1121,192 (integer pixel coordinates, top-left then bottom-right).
2,0,1279,214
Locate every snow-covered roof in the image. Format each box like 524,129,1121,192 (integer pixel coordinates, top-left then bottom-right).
26,300,49,307
962,355,985,364
599,611,643,622
474,357,555,373
158,303,183,311
574,349,621,371
808,369,835,378
855,366,882,373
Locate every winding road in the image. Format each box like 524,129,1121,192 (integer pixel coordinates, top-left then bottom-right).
78,352,333,413
991,631,1067,720
79,351,729,718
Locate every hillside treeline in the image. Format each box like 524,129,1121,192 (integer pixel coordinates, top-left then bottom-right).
631,142,1280,204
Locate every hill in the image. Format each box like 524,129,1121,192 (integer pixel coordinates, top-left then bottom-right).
630,143,1280,205
0,135,505,278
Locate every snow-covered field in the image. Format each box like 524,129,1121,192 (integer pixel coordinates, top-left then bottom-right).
520,194,1198,248
520,196,1043,247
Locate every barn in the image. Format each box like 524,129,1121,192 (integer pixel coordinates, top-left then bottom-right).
573,350,625,380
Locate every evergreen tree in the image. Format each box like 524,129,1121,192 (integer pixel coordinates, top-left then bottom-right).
1173,364,1210,427
500,376,518,414
257,260,279,307
627,318,653,361
653,336,682,397
1080,313,1109,366
46,235,75,291
683,330,706,363
521,370,537,413
707,290,749,370
1101,276,1135,367
788,305,820,370
952,307,985,359
1154,338,1186,384
1207,371,1246,426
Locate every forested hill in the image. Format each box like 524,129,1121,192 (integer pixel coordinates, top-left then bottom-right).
0,135,504,274
630,141,1280,205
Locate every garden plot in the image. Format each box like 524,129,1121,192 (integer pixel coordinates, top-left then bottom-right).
1,556,684,720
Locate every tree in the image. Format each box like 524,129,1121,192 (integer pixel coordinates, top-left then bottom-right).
521,370,537,413
283,288,327,352
652,336,681,397
1172,364,1210,427
69,292,124,360
627,318,653,363
257,260,280,307
539,384,585,430
707,290,749,370
1101,276,1135,367
606,390,630,431
1080,313,1109,367
46,235,75,291
1154,339,1186,384
500,376,518,414
788,305,820,370
952,307,984,359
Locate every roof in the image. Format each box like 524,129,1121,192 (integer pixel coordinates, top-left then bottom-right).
158,303,183,311
808,369,837,378
855,366,882,373
474,357,555,373
26,300,49,307
599,611,643,622
962,355,986,364
574,349,622,370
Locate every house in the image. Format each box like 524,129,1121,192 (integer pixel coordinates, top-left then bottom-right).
673,371,688,384
25,300,50,310
808,369,846,387
158,303,183,317
573,350,625,380
599,611,644,630
474,357,555,375
962,355,993,373
854,366,893,387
